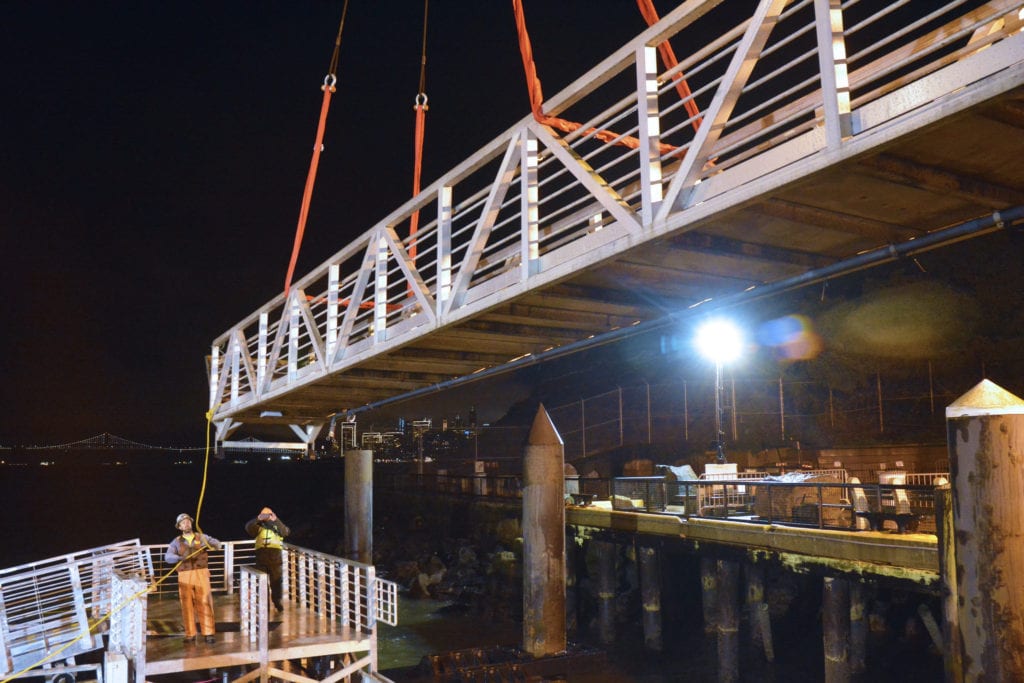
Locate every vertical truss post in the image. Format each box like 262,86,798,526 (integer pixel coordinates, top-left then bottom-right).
257,312,268,394
327,264,340,363
374,231,389,343
288,292,300,381
520,128,540,280
636,44,664,226
814,0,852,145
208,344,220,409
230,332,244,406
438,185,453,310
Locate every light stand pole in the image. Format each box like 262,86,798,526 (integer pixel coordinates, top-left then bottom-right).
714,360,726,464
696,318,743,466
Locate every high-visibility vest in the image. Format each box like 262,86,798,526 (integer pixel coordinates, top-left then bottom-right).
255,525,284,550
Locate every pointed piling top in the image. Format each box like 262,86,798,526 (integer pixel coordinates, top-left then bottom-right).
528,404,564,446
946,379,1024,418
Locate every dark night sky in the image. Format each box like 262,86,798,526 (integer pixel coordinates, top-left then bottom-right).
1,1,662,445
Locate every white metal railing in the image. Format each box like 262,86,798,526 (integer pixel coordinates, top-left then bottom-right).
282,544,399,630
208,0,1024,425
0,540,150,678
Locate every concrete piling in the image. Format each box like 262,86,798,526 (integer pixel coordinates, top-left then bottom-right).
343,448,373,565
946,380,1024,681
521,405,567,658
638,543,663,652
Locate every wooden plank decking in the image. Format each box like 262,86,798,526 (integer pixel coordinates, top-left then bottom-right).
145,593,372,676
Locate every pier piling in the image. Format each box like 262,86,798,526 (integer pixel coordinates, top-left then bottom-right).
522,405,567,658
343,448,372,564
638,543,662,652
946,380,1024,681
717,559,739,683
823,577,851,683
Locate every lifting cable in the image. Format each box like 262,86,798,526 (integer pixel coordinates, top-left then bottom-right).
283,0,351,296
409,0,430,262
511,0,699,154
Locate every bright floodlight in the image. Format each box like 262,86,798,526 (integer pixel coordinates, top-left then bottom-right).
695,319,743,364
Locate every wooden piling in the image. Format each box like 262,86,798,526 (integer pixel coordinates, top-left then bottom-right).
522,405,567,658
638,543,662,652
745,563,766,655
717,559,739,683
701,556,719,634
934,478,963,682
343,449,373,564
566,527,578,635
849,581,866,674
823,577,850,683
594,538,617,646
946,380,1024,681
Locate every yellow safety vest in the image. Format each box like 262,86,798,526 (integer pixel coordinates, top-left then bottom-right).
255,526,284,550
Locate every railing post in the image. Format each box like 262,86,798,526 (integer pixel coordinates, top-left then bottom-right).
520,128,540,279
224,542,235,595
327,264,339,363
636,44,664,226
257,311,268,394
288,291,300,381
374,230,388,343
813,0,853,145
437,185,453,310
208,344,220,410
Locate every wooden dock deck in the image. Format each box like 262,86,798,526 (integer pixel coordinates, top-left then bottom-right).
145,593,372,677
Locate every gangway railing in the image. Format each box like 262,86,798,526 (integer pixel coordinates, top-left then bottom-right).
207,0,1024,430
0,539,150,680
1,541,398,683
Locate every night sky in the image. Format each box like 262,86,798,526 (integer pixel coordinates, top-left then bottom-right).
1,1,658,445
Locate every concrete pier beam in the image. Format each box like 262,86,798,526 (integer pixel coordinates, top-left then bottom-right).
946,380,1024,681
522,405,566,658
343,448,373,564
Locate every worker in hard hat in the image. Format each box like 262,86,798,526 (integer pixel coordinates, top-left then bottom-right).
165,513,222,644
245,507,291,611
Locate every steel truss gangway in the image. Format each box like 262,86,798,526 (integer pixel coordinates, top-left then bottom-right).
208,0,1024,442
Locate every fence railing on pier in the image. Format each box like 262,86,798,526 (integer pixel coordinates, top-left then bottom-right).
381,469,947,534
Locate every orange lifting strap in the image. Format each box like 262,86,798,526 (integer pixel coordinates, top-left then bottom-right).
512,0,699,153
283,1,350,296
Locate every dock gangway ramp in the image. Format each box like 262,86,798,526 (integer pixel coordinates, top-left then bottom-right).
207,0,1024,440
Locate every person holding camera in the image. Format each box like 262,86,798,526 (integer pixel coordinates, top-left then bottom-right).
245,507,290,611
